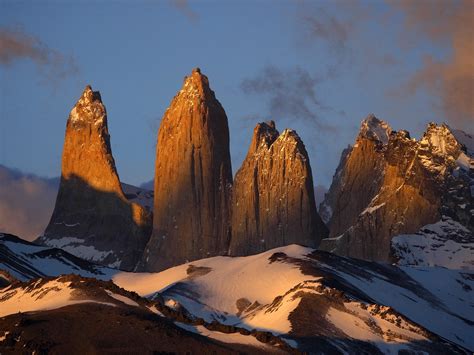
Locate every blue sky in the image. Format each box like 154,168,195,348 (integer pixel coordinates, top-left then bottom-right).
0,0,471,187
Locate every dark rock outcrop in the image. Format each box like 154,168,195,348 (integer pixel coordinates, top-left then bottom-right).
229,121,328,256
320,115,473,262
139,68,233,271
37,86,152,270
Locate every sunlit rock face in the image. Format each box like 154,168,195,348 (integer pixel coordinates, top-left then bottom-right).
229,121,328,256
320,115,473,262
37,86,152,270
139,68,233,271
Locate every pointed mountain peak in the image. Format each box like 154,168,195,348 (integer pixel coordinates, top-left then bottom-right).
276,129,310,162
249,123,307,158
359,114,392,144
79,85,102,104
423,122,473,157
140,68,232,271
179,68,214,102
41,85,152,270
250,121,279,154
69,85,106,125
231,120,327,256
279,128,299,141
421,122,462,157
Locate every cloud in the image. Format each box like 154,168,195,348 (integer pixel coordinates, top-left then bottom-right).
296,0,473,129
0,165,58,241
298,2,404,71
0,26,79,82
241,65,336,132
298,4,352,59
393,0,474,128
170,0,198,22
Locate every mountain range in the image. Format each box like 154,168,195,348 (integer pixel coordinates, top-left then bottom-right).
0,68,472,353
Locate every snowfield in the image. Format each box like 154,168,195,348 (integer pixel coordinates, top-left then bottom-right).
0,279,118,317
1,234,472,353
111,245,473,352
392,217,474,270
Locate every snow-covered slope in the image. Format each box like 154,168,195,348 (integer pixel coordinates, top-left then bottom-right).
392,217,474,270
0,275,279,354
112,245,472,353
0,278,116,317
0,233,114,282
1,237,471,353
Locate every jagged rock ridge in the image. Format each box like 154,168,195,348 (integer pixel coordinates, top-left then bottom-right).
37,86,152,270
230,121,328,256
139,68,233,271
320,114,473,262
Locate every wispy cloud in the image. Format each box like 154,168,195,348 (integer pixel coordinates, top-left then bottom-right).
295,0,473,129
170,0,199,22
241,65,336,132
299,5,352,59
0,165,59,241
393,0,474,128
0,26,79,83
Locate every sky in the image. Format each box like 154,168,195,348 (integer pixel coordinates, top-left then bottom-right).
0,0,472,190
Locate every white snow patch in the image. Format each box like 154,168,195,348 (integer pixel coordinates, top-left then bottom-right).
105,290,139,307
147,305,164,316
0,280,116,317
456,152,473,171
0,331,9,342
174,323,277,350
243,293,302,333
361,202,386,215
327,304,425,354
43,237,85,248
43,238,116,264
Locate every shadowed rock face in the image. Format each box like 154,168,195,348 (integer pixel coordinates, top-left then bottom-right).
37,86,152,270
320,115,472,262
139,68,233,271
229,121,328,256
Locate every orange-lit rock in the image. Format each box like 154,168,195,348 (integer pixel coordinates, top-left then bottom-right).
229,121,328,256
320,115,472,261
38,86,152,270
139,68,233,271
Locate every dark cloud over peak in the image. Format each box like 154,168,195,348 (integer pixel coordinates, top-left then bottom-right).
299,5,351,58
0,26,79,83
241,65,336,132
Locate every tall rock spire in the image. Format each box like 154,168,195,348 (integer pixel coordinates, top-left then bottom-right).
38,85,152,270
139,68,233,271
229,121,328,256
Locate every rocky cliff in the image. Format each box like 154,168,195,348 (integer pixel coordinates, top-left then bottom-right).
139,68,233,271
37,86,152,270
230,121,327,255
320,115,473,262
